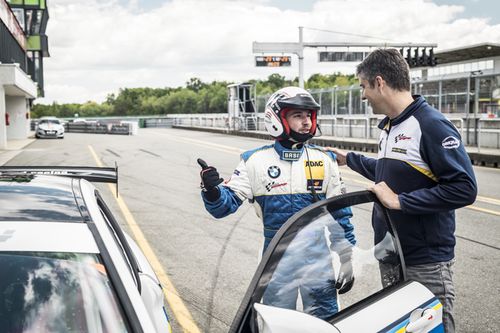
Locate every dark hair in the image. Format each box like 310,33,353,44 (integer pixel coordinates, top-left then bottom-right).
356,48,410,91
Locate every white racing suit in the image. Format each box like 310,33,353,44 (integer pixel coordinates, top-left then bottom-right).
202,140,355,319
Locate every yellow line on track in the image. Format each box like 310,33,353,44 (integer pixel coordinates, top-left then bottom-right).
465,205,500,216
88,145,201,333
476,195,500,206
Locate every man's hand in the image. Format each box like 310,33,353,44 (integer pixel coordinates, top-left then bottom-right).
368,181,401,210
324,147,348,166
197,158,223,201
335,260,354,294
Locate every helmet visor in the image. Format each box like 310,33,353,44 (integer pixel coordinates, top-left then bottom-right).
277,94,320,111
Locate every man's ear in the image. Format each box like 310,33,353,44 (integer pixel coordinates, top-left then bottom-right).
375,76,385,90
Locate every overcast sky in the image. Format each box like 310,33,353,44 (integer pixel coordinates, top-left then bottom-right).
37,0,500,104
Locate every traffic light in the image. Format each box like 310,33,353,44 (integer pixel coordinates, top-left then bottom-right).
406,48,412,67
403,47,437,68
419,48,428,66
428,48,437,66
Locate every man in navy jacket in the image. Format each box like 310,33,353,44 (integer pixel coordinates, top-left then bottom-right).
330,49,477,333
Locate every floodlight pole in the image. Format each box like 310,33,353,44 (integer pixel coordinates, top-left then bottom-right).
252,27,437,88
298,26,304,88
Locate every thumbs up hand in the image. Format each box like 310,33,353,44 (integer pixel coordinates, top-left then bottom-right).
197,158,223,201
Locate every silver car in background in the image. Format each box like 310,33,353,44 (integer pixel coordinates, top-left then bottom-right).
35,116,65,139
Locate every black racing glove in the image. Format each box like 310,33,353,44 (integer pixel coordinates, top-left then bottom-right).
335,251,354,294
197,158,223,202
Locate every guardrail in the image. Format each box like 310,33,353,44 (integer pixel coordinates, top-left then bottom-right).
30,114,500,150
65,122,135,135
168,113,500,150
31,119,138,135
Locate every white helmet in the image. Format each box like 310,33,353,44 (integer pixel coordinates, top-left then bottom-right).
264,86,320,141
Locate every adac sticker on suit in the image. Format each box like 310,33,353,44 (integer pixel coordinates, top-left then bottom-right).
304,160,324,190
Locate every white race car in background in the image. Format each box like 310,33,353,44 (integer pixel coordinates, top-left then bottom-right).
230,191,444,333
0,166,171,333
35,116,65,139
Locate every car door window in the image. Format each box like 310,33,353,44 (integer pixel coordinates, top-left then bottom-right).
230,191,405,332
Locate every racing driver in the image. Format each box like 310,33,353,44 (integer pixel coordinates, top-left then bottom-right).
198,86,356,319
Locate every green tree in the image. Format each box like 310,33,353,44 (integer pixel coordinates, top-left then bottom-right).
186,77,206,93
164,90,199,114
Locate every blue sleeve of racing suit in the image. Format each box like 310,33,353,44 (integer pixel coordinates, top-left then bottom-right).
346,152,377,182
201,186,242,218
399,118,477,214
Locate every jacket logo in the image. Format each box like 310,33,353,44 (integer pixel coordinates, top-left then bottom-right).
233,169,241,176
394,134,411,143
307,180,323,191
304,160,324,191
267,166,281,179
391,147,407,155
305,161,323,167
442,136,460,149
282,151,301,161
265,181,287,192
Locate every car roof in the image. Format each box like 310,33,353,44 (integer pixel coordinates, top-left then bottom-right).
0,174,83,222
0,221,99,253
0,174,99,253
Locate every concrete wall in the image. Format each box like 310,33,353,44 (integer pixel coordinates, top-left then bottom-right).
5,96,29,139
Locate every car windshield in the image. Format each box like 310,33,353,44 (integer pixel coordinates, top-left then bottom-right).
0,252,130,332
39,119,60,125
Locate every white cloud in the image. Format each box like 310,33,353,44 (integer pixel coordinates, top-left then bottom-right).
37,0,500,104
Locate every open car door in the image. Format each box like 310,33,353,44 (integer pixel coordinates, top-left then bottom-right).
230,191,444,333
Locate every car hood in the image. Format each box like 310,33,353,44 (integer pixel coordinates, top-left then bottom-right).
38,123,63,130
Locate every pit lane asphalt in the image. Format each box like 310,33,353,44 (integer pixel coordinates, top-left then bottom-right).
4,128,499,332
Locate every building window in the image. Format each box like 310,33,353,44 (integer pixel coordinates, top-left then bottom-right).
25,9,43,35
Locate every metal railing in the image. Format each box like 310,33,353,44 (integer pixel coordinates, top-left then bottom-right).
169,113,500,150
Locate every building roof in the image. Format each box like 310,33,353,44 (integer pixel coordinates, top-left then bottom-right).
436,43,500,65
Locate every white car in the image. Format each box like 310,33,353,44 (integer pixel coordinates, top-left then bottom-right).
230,191,444,333
35,116,65,139
0,166,171,333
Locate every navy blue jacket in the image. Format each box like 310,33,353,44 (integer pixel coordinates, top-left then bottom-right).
347,96,477,265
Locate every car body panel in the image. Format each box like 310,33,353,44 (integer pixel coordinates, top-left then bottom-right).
253,303,340,333
125,233,172,332
332,281,442,332
0,222,99,253
78,178,160,332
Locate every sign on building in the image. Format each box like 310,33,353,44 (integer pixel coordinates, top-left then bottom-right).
255,55,291,67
